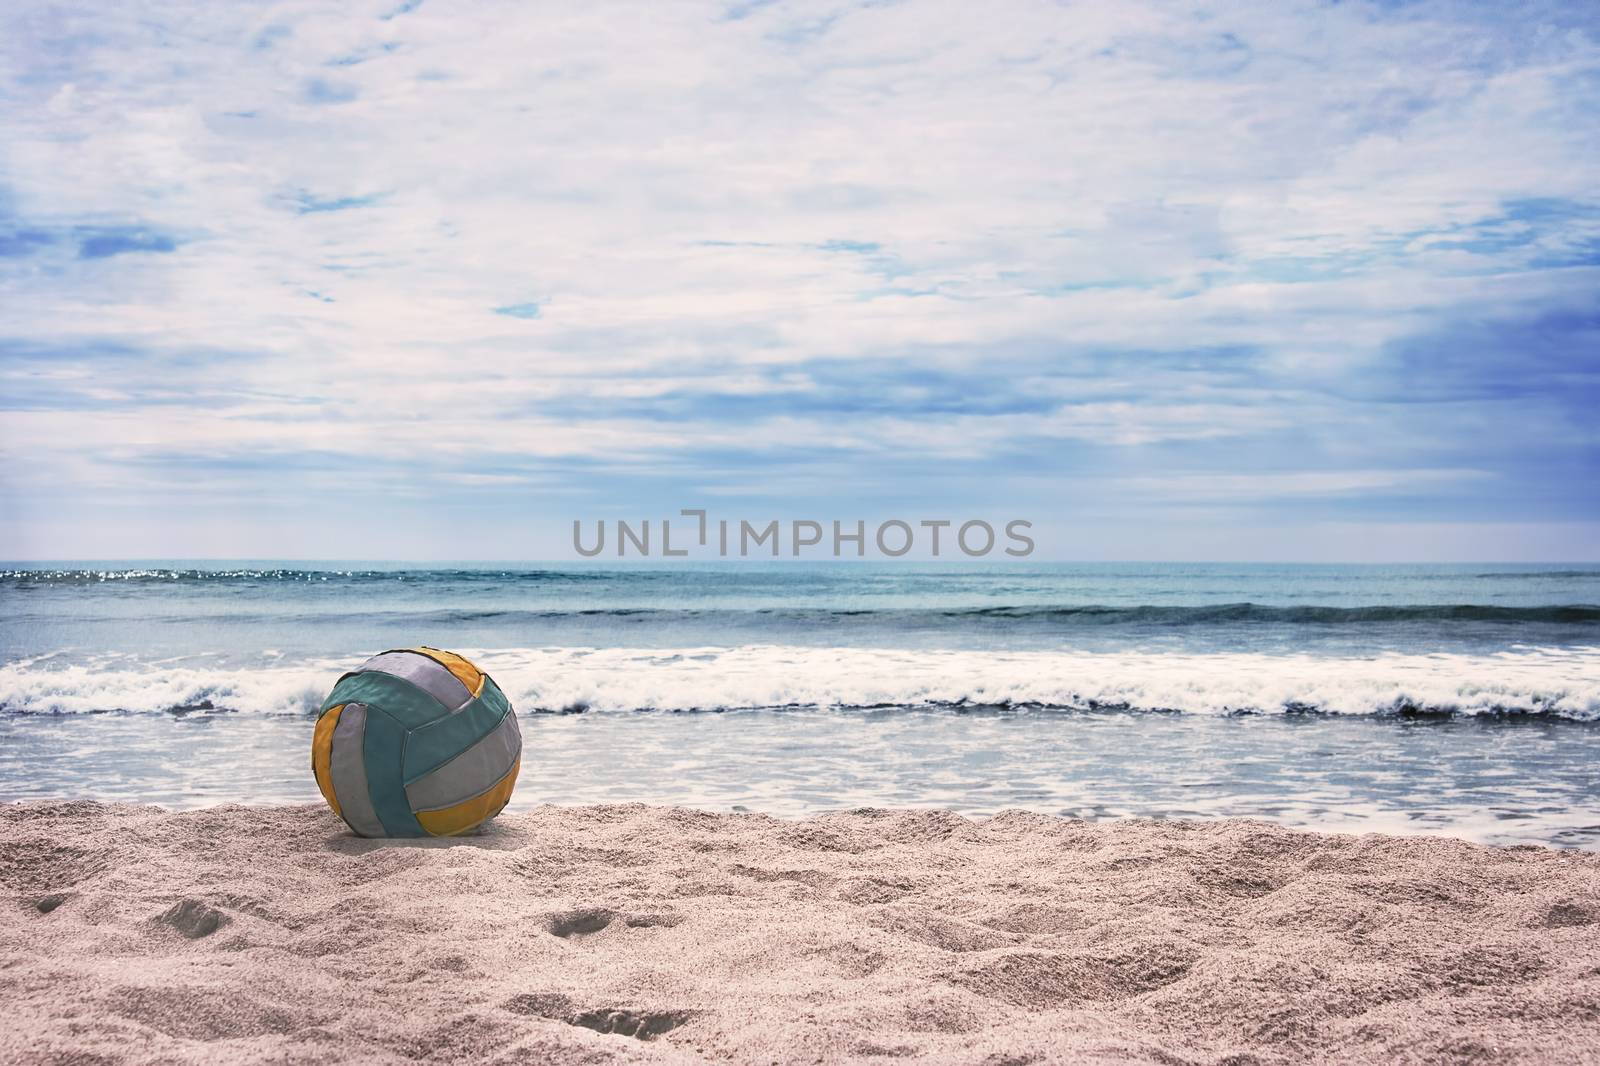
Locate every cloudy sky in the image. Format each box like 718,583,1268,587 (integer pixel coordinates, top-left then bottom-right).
1,0,1597,560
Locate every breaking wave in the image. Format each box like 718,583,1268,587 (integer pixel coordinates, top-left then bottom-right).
3,645,1596,720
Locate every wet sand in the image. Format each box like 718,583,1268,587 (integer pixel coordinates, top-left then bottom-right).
2,801,1598,1064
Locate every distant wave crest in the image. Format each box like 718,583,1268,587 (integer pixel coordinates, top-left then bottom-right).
139,603,1600,628
0,568,595,585
950,603,1600,624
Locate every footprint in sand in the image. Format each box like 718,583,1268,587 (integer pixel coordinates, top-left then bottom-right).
502,992,691,1041
546,907,682,938
33,891,72,914
156,898,231,939
546,907,616,938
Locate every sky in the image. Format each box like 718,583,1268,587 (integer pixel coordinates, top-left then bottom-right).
0,0,1597,561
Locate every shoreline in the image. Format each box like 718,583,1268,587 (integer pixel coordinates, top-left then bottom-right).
3,802,1598,1064
7,707,1600,851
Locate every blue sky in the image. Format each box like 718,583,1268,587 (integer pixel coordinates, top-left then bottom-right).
0,0,1597,560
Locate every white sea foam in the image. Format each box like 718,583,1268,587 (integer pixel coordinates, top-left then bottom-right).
0,656,335,716
2,645,1597,719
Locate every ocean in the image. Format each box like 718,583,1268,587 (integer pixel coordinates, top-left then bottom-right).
2,562,1597,847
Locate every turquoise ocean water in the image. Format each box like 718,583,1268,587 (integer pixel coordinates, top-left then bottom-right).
2,562,1597,846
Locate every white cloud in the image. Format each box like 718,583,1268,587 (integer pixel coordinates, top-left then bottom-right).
0,0,1596,556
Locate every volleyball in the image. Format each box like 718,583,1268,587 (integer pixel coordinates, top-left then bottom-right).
311,647,521,837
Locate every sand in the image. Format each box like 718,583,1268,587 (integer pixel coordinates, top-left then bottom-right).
2,803,1598,1065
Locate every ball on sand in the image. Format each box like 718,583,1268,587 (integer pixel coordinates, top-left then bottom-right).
311,647,521,837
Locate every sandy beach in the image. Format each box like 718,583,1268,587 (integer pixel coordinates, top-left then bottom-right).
2,802,1598,1065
